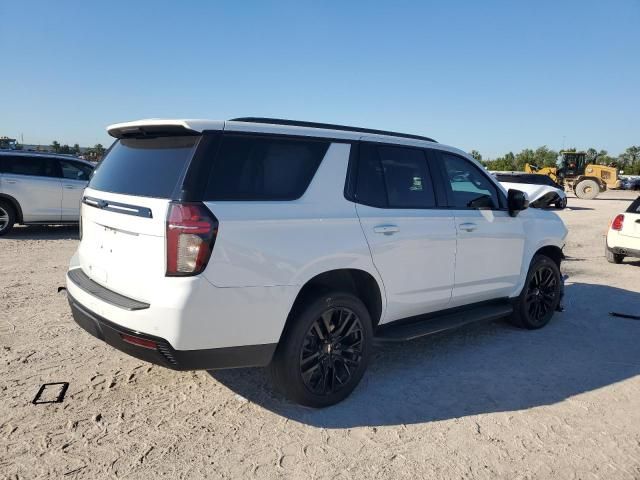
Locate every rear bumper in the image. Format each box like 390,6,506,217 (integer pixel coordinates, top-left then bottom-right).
68,293,276,370
606,244,640,259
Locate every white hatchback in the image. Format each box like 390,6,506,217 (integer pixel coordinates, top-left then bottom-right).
606,196,640,263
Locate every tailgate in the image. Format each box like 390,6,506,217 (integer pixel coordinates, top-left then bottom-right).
620,212,640,239
75,135,201,302
78,188,169,302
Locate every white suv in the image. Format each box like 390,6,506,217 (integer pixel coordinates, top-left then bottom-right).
66,118,567,407
0,151,94,235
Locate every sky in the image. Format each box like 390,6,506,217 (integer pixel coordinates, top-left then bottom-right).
1,0,638,158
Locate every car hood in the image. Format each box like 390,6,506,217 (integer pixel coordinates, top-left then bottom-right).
500,182,566,208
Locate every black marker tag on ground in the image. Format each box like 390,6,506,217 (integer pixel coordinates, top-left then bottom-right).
32,382,69,405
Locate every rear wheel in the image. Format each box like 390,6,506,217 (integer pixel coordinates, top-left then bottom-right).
270,291,372,407
574,179,599,199
510,255,562,329
605,247,624,264
0,201,16,236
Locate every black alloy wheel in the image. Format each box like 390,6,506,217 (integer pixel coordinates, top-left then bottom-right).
299,307,364,396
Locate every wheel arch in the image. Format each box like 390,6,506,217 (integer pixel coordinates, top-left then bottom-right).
279,268,384,344
534,244,564,268
0,193,23,223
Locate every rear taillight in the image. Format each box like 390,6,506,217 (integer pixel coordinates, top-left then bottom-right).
166,202,218,276
611,214,624,231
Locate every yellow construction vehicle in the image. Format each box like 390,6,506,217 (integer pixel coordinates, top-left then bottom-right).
525,151,620,199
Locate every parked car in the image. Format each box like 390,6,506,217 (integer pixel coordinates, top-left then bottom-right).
494,172,567,209
606,195,640,263
0,151,94,235
620,176,640,191
66,117,567,407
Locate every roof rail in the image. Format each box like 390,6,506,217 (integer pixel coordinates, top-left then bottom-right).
231,117,436,143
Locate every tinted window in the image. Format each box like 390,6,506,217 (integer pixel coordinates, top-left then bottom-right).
495,174,522,184
379,146,435,208
356,144,436,208
355,143,387,207
204,135,329,200
442,154,500,209
626,196,640,213
60,160,92,181
89,136,198,198
0,155,58,177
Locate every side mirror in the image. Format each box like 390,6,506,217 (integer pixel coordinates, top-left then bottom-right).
508,189,529,217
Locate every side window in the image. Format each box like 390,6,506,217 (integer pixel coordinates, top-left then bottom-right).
355,143,436,209
0,156,58,178
378,146,436,208
441,153,500,209
355,143,387,207
60,160,91,181
203,135,329,200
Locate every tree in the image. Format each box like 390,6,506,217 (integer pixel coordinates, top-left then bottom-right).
72,143,81,155
51,140,61,153
60,144,71,154
470,150,482,162
93,144,105,159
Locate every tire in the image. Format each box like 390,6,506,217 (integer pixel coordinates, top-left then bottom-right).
605,247,624,264
270,291,373,407
0,200,16,236
510,255,562,330
574,179,599,200
554,197,567,209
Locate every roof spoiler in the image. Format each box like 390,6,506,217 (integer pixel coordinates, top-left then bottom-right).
107,124,200,139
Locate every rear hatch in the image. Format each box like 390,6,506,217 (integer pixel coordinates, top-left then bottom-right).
78,135,200,302
621,197,640,239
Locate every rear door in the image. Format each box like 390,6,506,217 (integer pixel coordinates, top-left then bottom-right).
0,155,62,222
436,152,525,306
58,159,93,220
354,141,456,322
78,135,200,302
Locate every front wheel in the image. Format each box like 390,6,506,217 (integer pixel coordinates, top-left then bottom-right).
510,255,562,329
574,179,600,200
270,291,373,407
555,197,567,209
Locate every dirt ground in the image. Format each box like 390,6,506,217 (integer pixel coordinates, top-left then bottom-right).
1,190,639,479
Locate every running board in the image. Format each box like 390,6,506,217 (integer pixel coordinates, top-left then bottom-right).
375,303,514,342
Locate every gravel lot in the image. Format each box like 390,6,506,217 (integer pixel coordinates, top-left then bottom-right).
1,190,639,479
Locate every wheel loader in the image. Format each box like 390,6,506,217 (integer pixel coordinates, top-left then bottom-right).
525,151,621,199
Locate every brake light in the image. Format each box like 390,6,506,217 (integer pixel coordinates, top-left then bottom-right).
611,214,624,231
166,202,218,276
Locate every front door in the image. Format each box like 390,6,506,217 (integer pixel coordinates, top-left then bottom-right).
437,152,525,306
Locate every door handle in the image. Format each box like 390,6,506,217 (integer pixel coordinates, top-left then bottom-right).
5,180,17,184
63,185,77,189
373,225,399,235
458,222,477,232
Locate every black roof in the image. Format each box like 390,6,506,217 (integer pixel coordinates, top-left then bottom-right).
231,117,437,143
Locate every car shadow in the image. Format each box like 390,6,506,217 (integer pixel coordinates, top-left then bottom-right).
208,283,640,428
3,224,79,240
563,206,593,211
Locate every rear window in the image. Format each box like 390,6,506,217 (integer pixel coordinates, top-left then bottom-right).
626,196,640,213
88,136,199,198
203,135,329,200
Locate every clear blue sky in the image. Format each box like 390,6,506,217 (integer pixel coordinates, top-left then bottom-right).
1,0,638,158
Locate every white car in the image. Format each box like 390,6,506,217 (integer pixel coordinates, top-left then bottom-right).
66,117,567,407
0,151,94,235
606,196,640,263
493,172,567,209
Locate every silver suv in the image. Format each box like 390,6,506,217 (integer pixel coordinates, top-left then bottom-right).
0,151,94,235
